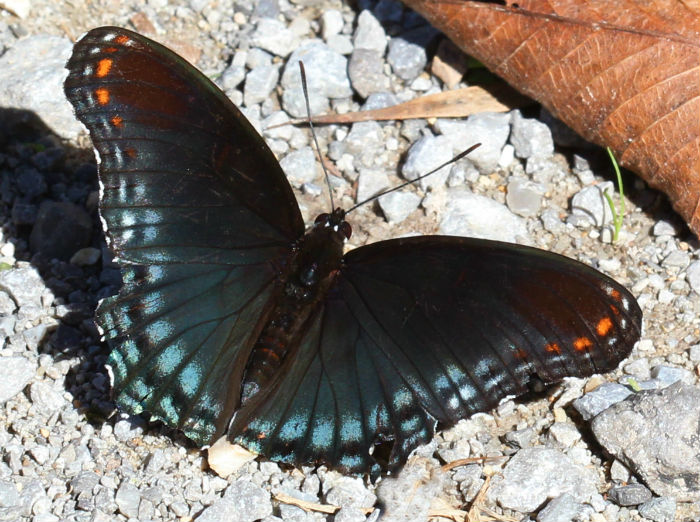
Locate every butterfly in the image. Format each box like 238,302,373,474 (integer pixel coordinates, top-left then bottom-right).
64,26,642,478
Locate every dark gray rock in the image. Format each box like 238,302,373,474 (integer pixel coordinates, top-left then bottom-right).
591,382,700,501
573,382,633,420
536,493,584,522
29,201,92,261
608,483,652,506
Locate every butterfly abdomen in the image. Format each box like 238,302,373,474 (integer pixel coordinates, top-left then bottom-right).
240,217,347,405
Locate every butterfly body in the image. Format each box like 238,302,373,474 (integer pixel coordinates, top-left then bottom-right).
65,27,642,477
241,208,349,404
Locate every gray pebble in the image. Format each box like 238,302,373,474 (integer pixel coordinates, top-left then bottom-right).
686,260,700,294
591,382,700,501
198,479,272,522
649,365,693,387
662,249,690,269
0,35,82,140
348,49,389,98
69,247,101,266
251,18,300,57
546,422,581,449
610,459,630,483
325,476,376,507
653,219,678,236
689,344,700,362
506,178,544,217
510,110,555,160
608,483,652,506
246,48,273,69
439,189,528,243
638,496,676,522
387,36,426,81
536,493,583,522
362,92,398,111
434,113,510,173
244,65,279,106
378,191,421,223
280,147,317,186
353,10,387,55
115,481,140,518
262,111,293,141
488,447,597,512
343,121,383,169
0,356,36,403
573,382,632,420
402,134,453,190
321,10,344,40
540,208,565,234
0,479,20,507
327,33,354,55
16,167,47,198
281,41,352,117
356,169,390,203
29,381,66,411
0,266,44,308
570,181,614,228
334,506,367,522
70,471,100,496
217,63,246,91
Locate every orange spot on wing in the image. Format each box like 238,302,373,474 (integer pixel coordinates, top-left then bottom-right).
545,343,561,354
115,35,130,45
124,147,137,159
96,58,112,77
597,317,613,336
573,337,593,352
104,46,118,53
95,87,110,105
257,432,267,440
514,348,528,359
610,288,621,301
609,304,620,316
111,115,123,127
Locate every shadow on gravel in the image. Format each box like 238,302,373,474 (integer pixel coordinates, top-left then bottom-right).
0,107,120,432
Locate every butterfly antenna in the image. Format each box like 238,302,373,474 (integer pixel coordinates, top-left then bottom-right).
299,61,335,211
346,142,481,214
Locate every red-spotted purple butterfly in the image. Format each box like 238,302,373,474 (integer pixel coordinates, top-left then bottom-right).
64,27,641,477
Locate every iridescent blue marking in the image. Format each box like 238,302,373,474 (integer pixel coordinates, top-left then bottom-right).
120,339,140,365
278,413,307,442
339,418,362,442
400,415,421,433
145,319,175,345
178,362,202,397
154,343,186,374
310,417,334,449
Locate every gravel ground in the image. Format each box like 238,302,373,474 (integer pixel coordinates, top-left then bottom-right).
0,1,699,521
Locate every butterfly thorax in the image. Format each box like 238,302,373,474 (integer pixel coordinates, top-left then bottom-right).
240,209,350,405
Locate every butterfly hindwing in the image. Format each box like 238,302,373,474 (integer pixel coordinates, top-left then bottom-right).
231,236,641,474
65,27,303,443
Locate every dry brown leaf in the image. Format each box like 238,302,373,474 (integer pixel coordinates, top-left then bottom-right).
280,85,525,127
401,0,700,235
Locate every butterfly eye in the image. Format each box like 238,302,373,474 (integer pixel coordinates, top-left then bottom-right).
340,222,352,239
315,213,330,225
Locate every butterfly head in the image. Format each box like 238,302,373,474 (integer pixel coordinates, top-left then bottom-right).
313,207,352,241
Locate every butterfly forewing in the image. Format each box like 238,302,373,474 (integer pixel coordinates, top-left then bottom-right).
231,236,641,475
65,27,303,443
